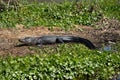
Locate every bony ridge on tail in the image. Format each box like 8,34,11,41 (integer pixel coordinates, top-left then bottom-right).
18,36,96,49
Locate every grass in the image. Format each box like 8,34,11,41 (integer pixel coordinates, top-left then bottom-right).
99,0,120,20
0,44,120,79
0,0,102,29
0,0,119,29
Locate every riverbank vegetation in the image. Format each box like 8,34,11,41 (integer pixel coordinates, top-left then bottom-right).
0,44,120,79
0,0,119,29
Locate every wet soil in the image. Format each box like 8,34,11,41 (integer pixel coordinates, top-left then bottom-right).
0,18,120,56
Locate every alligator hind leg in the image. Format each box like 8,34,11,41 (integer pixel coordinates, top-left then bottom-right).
56,38,64,43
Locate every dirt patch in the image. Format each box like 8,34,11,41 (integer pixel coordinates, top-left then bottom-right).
0,18,120,56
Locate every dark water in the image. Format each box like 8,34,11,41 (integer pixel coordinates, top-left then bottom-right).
100,43,120,80
100,43,120,52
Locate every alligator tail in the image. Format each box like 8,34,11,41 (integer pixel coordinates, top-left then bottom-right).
72,37,96,49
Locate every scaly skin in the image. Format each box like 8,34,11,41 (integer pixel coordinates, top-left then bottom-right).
18,36,96,49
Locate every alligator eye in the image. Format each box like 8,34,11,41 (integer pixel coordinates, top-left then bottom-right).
25,37,33,43
19,37,30,42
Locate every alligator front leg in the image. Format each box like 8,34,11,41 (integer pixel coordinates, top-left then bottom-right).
37,44,42,47
36,39,43,47
56,38,64,43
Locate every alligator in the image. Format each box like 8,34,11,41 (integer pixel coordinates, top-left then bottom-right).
18,36,96,49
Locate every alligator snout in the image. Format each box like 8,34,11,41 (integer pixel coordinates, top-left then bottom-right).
18,39,24,42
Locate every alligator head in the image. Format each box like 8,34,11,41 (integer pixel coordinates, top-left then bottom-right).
19,37,38,45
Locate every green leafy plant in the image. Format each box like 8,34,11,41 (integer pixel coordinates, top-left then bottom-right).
0,0,102,29
0,44,120,79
